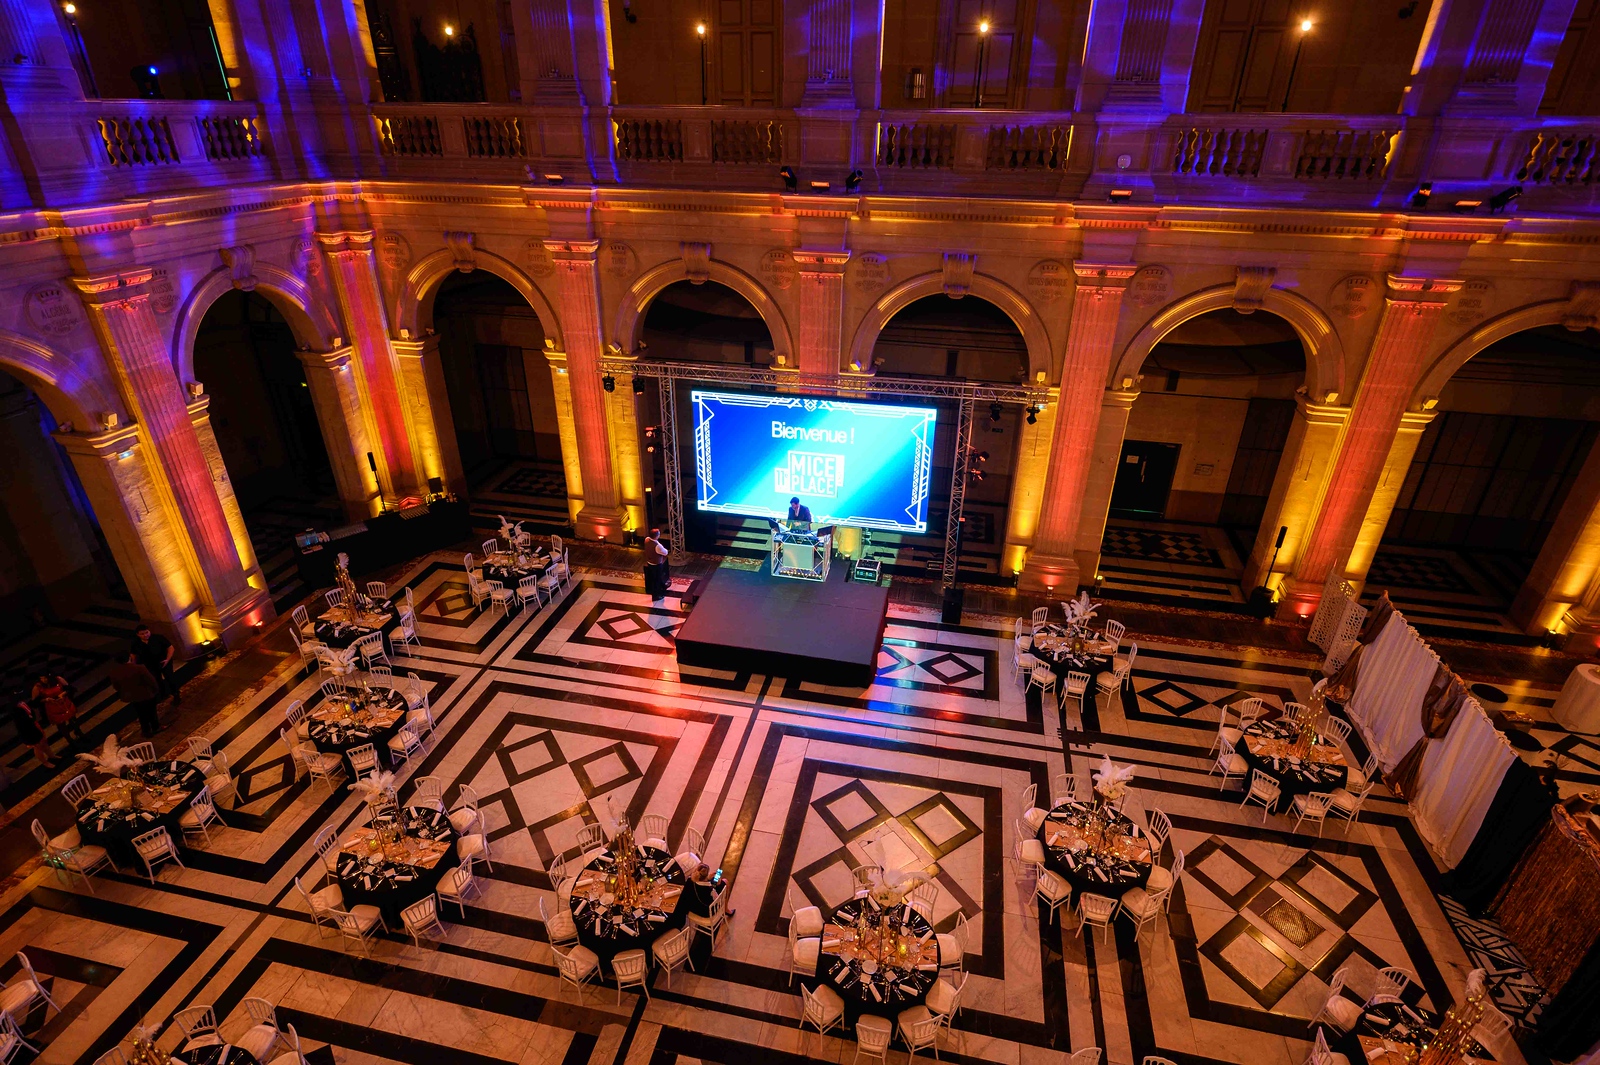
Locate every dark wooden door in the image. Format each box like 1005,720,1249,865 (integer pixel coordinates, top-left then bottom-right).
1110,441,1181,518
714,0,780,105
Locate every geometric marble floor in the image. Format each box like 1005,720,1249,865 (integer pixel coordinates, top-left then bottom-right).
0,551,1581,1064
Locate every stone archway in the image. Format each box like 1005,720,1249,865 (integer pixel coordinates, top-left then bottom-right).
615,258,794,362
402,250,566,353
850,272,1053,382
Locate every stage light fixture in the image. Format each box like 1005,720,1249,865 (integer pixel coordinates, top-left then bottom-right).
1489,184,1522,213
844,169,863,193
1025,405,1039,424
779,166,797,191
1451,198,1483,214
632,376,646,394
809,180,831,192
989,402,1002,423
1409,181,1432,210
977,451,989,463
1108,188,1134,203
602,374,616,392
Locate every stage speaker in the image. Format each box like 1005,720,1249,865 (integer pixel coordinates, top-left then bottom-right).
941,585,964,625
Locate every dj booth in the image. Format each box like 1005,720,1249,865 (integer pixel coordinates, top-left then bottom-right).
771,523,832,581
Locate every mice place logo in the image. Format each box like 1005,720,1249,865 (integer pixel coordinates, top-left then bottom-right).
774,451,845,498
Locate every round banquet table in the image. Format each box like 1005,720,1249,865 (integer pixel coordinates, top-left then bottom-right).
1237,718,1349,813
173,1044,261,1065
333,805,460,926
481,550,549,588
75,760,205,868
1552,663,1600,733
1027,626,1117,717
312,598,399,654
1037,799,1154,900
816,895,940,1023
306,686,410,775
1332,998,1491,1064
567,844,690,969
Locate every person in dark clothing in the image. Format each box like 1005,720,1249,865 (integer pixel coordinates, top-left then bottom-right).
8,692,56,768
642,528,670,601
685,863,735,919
108,655,162,737
30,672,85,751
131,623,179,704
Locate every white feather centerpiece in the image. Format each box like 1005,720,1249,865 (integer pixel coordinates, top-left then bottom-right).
77,734,143,776
1064,590,1102,632
860,831,935,906
350,769,398,808
1092,754,1136,803
497,514,518,545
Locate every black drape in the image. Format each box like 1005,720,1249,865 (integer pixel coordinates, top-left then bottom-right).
1438,757,1555,914
1537,941,1600,1061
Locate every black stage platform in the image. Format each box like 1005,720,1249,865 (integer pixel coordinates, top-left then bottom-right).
674,564,889,687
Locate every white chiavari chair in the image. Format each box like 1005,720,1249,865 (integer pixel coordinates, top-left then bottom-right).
1240,770,1281,821
131,826,184,884
401,896,447,946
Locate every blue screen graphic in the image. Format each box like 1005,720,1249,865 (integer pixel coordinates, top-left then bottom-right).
691,391,937,533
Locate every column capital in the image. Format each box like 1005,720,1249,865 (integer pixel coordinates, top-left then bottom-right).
316,230,376,255
1073,262,1139,290
52,422,143,459
793,249,852,272
296,345,356,372
69,268,155,306
544,238,602,261
389,336,441,360
1296,391,1353,426
1384,275,1464,306
1102,388,1140,411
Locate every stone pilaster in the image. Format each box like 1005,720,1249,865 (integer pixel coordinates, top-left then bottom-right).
1510,424,1600,640
545,239,626,541
317,231,422,498
793,250,851,376
71,268,268,643
1345,409,1437,595
295,346,383,520
391,332,459,499
1018,262,1137,594
1072,389,1141,584
803,0,855,106
1240,394,1350,594
1281,276,1461,617
543,350,587,526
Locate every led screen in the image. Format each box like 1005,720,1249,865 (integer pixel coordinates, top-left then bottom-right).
690,390,937,533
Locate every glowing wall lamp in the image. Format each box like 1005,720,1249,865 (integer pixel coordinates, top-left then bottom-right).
443,23,455,37
1282,18,1312,111
974,19,992,108
697,22,708,105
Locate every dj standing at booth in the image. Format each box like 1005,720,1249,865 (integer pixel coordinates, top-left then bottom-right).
787,497,812,525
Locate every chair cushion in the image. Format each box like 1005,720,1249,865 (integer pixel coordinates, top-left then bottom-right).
811,983,845,1016
437,867,471,899
178,807,206,827
896,1004,933,1032
447,808,478,833
205,773,231,794
565,944,600,974
48,825,83,851
642,836,670,853
1220,726,1243,745
653,933,689,963
673,850,701,873
1146,866,1174,893
857,1015,893,1038
349,904,385,931
457,834,487,859
687,908,723,928
1226,753,1248,774
407,707,430,726
792,936,821,971
1022,807,1049,832
926,978,958,1016
546,908,578,941
1120,886,1161,917
387,733,413,752
67,844,108,870
1037,876,1071,903
1345,766,1368,790
311,883,344,911
1324,996,1363,1031
0,982,37,1015
935,933,963,967
792,905,824,938
179,1035,224,1051
1329,788,1359,812
234,1024,280,1061
1017,839,1046,865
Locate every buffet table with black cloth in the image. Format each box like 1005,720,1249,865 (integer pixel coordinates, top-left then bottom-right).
1038,799,1154,899
568,845,689,969
818,895,940,1022
75,760,205,867
1236,718,1348,813
1440,756,1556,913
306,686,409,774
1333,999,1489,1064
295,499,473,586
313,598,399,653
333,805,459,926
1027,625,1116,716
173,1042,261,1065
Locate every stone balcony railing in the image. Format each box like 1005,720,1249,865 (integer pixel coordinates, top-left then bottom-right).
66,99,274,199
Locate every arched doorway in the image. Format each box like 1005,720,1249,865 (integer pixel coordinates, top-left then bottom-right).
867,294,1030,581
0,368,120,644
1101,308,1306,605
432,271,571,533
193,290,338,608
635,280,777,552
1361,325,1600,636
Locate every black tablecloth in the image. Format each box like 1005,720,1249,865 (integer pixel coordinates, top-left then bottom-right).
817,896,939,1022
174,1044,261,1065
334,805,460,926
306,688,409,775
313,599,399,653
1038,799,1153,900
569,845,689,968
1237,719,1348,813
1538,935,1600,1060
1027,626,1116,719
1441,757,1557,913
75,760,205,868
1332,999,1488,1064
482,554,549,587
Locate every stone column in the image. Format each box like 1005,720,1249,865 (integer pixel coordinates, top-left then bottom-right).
1280,277,1460,617
543,350,586,526
803,0,854,105
1000,401,1058,577
1345,409,1436,594
521,0,582,102
187,396,269,595
1104,0,1175,107
72,269,266,642
603,354,647,534
1240,394,1351,593
1511,435,1600,642
793,250,851,375
317,231,422,498
392,332,460,497
1018,262,1136,594
1072,389,1141,584
54,424,217,651
545,239,626,541
295,346,383,520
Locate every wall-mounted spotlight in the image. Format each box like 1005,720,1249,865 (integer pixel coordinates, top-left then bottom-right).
1025,405,1040,424
1489,184,1522,214
1409,181,1432,210
623,0,637,22
544,173,565,184
602,374,616,393
779,166,797,191
1108,188,1134,203
632,375,646,395
844,169,863,193
1451,198,1483,214
809,180,831,193
988,402,1003,423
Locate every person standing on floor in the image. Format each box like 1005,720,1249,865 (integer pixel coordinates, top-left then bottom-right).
30,671,85,751
108,655,162,738
8,690,56,768
643,528,670,602
131,622,179,705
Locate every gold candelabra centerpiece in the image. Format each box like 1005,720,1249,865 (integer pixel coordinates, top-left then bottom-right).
129,1026,164,1065
1418,989,1487,1065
